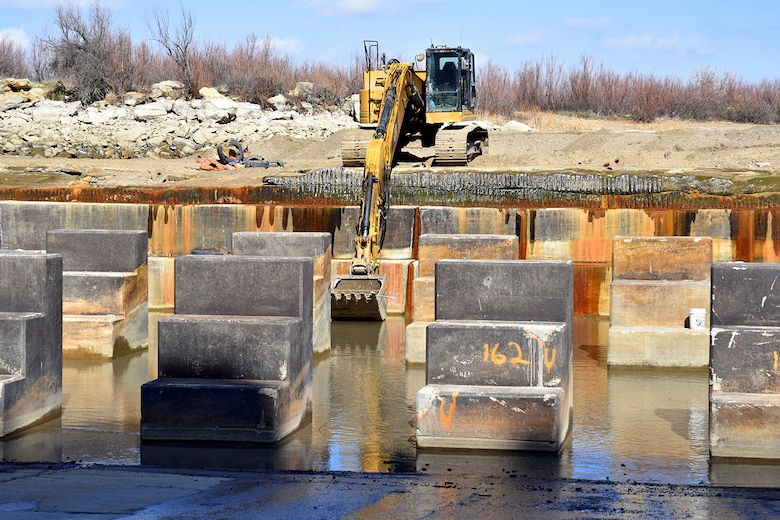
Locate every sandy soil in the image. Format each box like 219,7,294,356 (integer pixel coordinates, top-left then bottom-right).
2,118,780,190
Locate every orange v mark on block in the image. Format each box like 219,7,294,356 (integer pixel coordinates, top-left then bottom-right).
439,391,458,428
544,347,557,373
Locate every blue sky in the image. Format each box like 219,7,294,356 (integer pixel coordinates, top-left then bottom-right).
1,0,778,82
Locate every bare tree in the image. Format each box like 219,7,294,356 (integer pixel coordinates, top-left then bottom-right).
0,35,31,78
149,7,198,97
37,2,133,104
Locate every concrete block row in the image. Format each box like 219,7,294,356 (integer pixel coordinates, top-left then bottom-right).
610,280,710,328
418,234,519,278
416,384,568,450
435,259,572,323
47,229,147,272
141,378,310,443
712,262,780,326
607,327,710,367
612,236,712,281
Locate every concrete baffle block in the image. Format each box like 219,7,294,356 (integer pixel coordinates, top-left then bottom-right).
417,234,519,278
608,236,712,367
0,252,63,437
141,255,313,443
434,259,573,324
416,259,573,452
406,234,519,361
232,231,332,354
47,229,149,359
711,262,780,326
612,236,712,281
710,262,780,460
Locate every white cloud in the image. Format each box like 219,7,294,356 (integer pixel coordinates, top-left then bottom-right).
270,35,305,56
506,30,545,47
565,16,609,29
604,32,714,55
0,26,30,48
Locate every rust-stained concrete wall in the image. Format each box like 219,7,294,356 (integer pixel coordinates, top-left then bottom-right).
6,201,780,318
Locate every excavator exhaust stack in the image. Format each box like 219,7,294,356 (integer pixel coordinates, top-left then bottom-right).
331,276,387,320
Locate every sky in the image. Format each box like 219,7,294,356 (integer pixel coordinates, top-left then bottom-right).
1,0,779,83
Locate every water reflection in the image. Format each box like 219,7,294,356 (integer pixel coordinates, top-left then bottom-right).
2,315,779,487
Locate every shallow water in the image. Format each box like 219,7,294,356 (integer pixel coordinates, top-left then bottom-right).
2,315,779,487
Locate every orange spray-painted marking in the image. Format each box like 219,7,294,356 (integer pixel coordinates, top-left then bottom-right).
544,347,557,373
509,341,531,367
439,392,458,428
774,351,778,375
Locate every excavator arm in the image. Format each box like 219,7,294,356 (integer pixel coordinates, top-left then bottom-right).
331,62,425,320
352,62,424,275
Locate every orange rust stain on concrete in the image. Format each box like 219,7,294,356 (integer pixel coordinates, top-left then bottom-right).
574,263,610,317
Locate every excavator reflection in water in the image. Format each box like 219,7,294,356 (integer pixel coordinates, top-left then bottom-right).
331,40,488,320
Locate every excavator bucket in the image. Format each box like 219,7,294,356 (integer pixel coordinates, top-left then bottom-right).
331,275,387,320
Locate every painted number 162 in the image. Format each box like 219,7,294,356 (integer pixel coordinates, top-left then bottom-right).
482,342,531,367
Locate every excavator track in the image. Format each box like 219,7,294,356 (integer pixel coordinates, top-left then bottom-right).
434,124,489,166
341,128,374,167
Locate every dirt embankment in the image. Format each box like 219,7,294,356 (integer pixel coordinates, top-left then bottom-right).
2,118,780,191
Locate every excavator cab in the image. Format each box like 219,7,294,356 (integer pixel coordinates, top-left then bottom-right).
425,47,478,120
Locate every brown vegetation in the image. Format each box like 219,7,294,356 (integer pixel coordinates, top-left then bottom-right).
1,4,779,124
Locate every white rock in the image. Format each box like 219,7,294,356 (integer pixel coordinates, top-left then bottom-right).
31,100,79,123
77,106,105,124
113,126,145,145
172,99,198,120
124,92,146,106
151,80,185,99
133,101,169,121
199,97,237,123
199,87,224,99
0,93,28,111
501,120,534,132
235,102,264,119
268,94,287,111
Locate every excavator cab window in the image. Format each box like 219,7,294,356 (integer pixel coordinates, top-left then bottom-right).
426,51,461,113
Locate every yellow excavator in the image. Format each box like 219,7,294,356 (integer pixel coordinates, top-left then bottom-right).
330,40,488,320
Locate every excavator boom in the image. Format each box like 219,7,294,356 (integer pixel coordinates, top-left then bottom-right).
331,62,424,320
